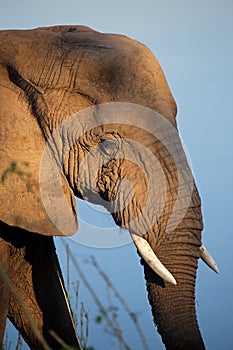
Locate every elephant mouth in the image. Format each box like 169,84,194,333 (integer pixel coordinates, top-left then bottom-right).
131,232,178,285
112,205,219,286
109,200,178,285
130,231,219,285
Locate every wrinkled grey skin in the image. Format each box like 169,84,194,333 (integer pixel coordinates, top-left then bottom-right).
0,26,205,349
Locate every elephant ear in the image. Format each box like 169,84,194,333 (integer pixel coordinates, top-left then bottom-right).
0,31,78,236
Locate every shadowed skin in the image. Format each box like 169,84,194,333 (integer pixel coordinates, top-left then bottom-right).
0,26,205,349
0,222,81,350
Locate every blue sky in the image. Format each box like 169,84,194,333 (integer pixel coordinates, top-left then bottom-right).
1,1,233,349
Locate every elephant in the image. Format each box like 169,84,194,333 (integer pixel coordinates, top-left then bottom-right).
0,25,219,350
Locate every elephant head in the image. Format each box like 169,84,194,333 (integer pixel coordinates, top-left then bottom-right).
0,26,218,349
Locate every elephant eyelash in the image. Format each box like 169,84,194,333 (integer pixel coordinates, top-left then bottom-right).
99,140,118,157
98,135,120,158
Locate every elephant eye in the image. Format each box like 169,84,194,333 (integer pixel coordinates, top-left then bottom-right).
99,137,119,158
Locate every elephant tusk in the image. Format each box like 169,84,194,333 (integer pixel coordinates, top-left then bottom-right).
131,233,177,285
200,244,220,274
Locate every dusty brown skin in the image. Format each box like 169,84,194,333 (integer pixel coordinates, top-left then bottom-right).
0,26,205,349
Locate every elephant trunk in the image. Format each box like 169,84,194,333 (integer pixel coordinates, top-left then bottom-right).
143,188,205,350
144,246,204,349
